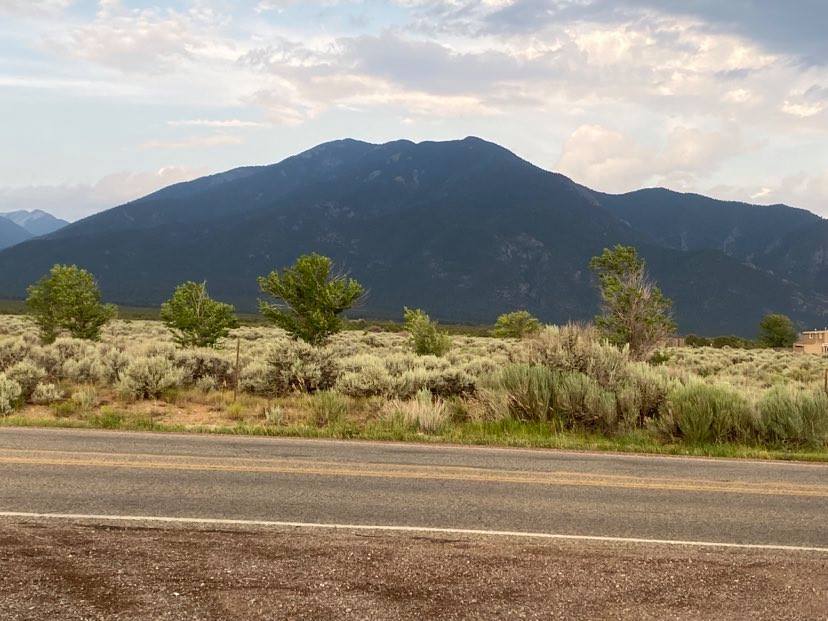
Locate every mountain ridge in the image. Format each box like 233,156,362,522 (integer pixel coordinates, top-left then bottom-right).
1,137,825,336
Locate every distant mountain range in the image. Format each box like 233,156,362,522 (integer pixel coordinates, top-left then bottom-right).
0,138,825,336
0,209,68,250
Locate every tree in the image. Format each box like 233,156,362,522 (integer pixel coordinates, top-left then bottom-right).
160,281,238,348
26,264,116,343
492,310,542,338
589,245,675,359
258,253,364,345
403,307,451,356
758,313,797,348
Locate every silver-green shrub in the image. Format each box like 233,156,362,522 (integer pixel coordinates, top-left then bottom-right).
6,360,47,400
175,349,235,386
71,387,98,411
265,341,338,395
495,364,556,422
119,356,184,399
659,382,756,444
529,324,630,389
31,382,63,405
239,360,273,395
0,373,22,414
387,388,448,433
758,386,828,448
335,357,393,398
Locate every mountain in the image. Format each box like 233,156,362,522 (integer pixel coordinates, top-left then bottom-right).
0,218,32,251
0,137,824,336
1,209,69,237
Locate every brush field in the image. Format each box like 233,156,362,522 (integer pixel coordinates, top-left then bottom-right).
0,316,826,459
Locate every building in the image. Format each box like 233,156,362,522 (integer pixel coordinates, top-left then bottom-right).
793,329,828,354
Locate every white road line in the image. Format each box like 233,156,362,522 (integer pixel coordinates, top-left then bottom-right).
1,511,826,553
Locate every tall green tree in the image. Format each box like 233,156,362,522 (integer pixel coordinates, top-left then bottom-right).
757,313,797,348
589,245,675,359
26,264,116,343
160,281,238,348
258,253,364,345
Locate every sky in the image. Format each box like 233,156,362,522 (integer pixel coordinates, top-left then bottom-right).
1,0,827,221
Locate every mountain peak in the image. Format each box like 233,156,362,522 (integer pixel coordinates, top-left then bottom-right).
0,209,68,238
0,137,823,335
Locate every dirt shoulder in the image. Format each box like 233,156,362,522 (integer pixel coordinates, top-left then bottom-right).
1,519,825,620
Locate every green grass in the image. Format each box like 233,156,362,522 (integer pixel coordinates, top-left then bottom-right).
1,413,825,462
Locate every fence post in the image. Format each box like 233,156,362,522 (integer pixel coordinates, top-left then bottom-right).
233,336,240,402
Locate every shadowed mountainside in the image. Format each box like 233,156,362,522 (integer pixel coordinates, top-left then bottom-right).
0,137,824,335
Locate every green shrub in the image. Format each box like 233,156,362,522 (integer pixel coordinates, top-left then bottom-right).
660,382,756,444
684,334,711,347
711,335,754,349
758,386,828,448
88,407,124,429
553,371,616,431
26,264,116,343
403,308,451,356
492,311,541,339
0,374,22,415
757,313,797,348
496,364,556,422
160,281,238,348
308,390,349,426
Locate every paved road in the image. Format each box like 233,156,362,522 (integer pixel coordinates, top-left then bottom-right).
0,427,826,549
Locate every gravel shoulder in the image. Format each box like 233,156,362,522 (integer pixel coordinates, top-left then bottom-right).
1,519,826,620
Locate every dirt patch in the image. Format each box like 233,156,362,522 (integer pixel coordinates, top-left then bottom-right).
0,519,825,620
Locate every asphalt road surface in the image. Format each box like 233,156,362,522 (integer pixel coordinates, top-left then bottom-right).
1,428,827,620
0,427,826,548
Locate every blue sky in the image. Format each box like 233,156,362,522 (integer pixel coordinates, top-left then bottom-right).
1,0,827,220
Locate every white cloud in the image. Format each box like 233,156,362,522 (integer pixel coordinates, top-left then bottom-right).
556,123,744,192
0,167,207,221
50,1,220,75
2,0,828,218
710,170,828,216
139,134,244,150
166,119,268,128
781,101,825,118
0,0,72,16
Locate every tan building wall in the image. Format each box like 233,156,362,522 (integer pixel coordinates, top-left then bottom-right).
794,330,828,354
